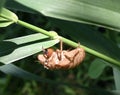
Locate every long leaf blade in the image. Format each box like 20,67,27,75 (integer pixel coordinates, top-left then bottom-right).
88,59,108,79
5,33,49,45
13,0,120,31
0,39,59,64
0,33,49,57
113,68,120,90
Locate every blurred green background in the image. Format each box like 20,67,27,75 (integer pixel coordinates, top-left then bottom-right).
0,0,120,95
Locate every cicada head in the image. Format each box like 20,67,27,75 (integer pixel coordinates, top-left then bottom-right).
43,48,54,58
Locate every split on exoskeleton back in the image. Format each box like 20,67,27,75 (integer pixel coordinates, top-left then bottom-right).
37,40,85,70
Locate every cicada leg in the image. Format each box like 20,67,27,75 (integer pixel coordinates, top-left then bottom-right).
56,40,63,61
64,42,81,62
64,49,80,62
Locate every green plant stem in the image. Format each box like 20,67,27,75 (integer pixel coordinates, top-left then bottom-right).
17,20,120,67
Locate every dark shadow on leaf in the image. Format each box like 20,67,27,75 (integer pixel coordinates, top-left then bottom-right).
0,62,4,66
0,41,18,57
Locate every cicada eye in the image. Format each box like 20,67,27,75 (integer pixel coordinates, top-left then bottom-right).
46,48,54,57
42,48,54,58
43,49,48,55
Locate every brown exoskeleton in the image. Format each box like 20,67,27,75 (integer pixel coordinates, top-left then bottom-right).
37,40,85,70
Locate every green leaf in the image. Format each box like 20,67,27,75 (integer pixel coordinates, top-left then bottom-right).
0,18,14,27
5,33,49,45
0,64,54,83
0,39,59,64
62,86,76,95
0,64,117,95
113,68,120,90
0,33,49,57
88,59,108,79
11,0,120,32
0,8,18,27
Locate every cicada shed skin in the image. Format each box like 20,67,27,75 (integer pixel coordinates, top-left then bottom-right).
37,41,85,70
